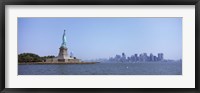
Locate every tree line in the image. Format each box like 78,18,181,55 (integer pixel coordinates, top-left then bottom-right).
18,53,55,63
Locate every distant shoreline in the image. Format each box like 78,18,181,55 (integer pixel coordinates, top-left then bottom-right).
18,62,99,65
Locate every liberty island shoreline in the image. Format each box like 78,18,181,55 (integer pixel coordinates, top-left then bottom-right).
18,61,99,65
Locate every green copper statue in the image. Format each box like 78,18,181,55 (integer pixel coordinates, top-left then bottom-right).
61,30,67,48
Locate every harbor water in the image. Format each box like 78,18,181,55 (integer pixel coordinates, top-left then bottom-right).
18,61,182,75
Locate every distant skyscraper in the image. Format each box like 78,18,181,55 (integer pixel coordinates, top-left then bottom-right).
143,53,148,61
122,53,126,58
150,53,154,61
115,55,121,62
130,55,135,62
134,54,138,62
121,52,126,62
139,54,143,61
127,57,131,62
158,53,164,61
153,56,157,61
160,53,164,60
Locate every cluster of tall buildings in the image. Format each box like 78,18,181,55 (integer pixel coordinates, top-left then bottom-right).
108,53,164,62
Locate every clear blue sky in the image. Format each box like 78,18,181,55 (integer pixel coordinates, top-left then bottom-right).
18,17,182,60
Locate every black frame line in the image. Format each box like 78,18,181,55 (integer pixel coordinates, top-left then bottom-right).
0,0,200,93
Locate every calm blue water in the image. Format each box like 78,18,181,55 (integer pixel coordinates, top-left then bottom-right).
18,62,182,75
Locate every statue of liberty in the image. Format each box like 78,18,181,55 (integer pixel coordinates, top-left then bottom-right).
61,30,67,48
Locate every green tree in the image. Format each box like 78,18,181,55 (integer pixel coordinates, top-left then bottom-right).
40,55,55,62
18,53,42,63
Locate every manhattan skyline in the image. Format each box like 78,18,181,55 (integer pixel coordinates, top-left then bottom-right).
18,17,182,60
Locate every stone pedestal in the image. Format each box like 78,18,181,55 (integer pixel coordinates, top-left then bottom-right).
57,47,68,62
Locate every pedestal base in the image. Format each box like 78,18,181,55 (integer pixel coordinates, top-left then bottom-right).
58,59,68,62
